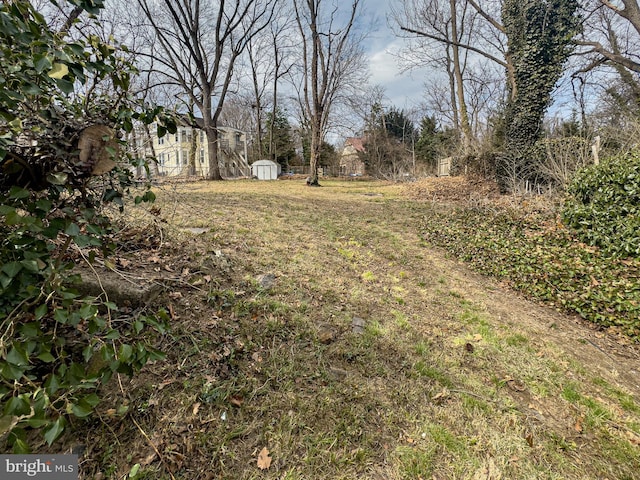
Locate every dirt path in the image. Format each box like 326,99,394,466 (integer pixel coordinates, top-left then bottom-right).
93,179,640,479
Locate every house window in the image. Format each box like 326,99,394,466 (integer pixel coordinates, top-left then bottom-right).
181,129,187,143
158,136,165,145
182,150,188,165
200,131,204,143
199,148,205,164
174,132,178,143
158,153,165,166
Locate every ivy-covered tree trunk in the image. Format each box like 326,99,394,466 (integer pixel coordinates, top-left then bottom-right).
499,0,580,192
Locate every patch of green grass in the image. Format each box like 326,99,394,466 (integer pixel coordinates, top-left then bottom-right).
365,319,384,338
337,247,357,260
457,308,484,325
592,377,640,414
561,383,582,403
392,310,410,330
582,397,613,428
361,270,376,282
427,424,466,454
461,394,491,414
561,382,614,428
414,340,430,357
414,361,454,388
394,445,435,479
505,333,529,347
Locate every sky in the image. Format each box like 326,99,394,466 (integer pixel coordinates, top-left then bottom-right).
362,0,432,111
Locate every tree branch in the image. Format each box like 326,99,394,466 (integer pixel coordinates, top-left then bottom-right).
466,0,505,33
574,39,640,72
400,26,507,68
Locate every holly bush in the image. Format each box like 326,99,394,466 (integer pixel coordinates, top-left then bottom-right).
0,0,174,451
563,151,640,258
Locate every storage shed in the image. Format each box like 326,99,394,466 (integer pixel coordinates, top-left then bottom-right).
251,159,279,180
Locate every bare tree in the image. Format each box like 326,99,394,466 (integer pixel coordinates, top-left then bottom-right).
576,0,640,72
392,0,507,149
135,0,277,180
244,8,296,162
292,0,367,186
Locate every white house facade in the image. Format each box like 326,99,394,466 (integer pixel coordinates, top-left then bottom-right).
149,121,250,178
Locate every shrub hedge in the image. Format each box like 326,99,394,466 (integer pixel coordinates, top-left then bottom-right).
563,151,640,258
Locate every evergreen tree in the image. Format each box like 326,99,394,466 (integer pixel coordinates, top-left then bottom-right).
263,108,296,169
415,116,439,166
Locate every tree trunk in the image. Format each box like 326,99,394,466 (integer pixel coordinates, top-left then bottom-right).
308,116,322,185
450,0,472,151
446,55,460,131
188,128,197,176
143,123,160,178
205,124,222,180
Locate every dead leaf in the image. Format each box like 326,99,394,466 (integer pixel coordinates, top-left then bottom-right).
192,402,201,416
157,380,175,390
574,416,584,433
257,447,272,470
118,258,132,268
140,451,157,466
230,396,244,407
525,432,534,448
626,431,640,445
473,334,483,341
432,388,449,403
506,379,526,392
251,352,263,363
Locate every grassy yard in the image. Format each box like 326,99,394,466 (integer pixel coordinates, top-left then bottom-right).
74,178,640,479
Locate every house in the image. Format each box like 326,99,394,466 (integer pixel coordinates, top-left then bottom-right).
339,137,366,176
149,118,250,178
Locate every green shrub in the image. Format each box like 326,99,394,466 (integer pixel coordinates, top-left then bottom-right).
0,0,174,451
563,152,640,258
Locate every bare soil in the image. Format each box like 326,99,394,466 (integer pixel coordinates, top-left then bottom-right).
68,178,640,479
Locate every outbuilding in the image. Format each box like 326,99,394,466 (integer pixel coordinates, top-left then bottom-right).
251,159,279,180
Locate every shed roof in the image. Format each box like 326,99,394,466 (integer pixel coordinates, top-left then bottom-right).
251,159,279,166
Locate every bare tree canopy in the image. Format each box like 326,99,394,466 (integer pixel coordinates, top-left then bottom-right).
134,0,278,179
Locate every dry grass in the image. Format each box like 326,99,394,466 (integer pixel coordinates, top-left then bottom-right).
74,178,640,479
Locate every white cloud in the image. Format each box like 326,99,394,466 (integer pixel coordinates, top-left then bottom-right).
366,40,432,109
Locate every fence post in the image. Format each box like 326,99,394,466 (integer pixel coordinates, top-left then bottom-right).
592,135,601,165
